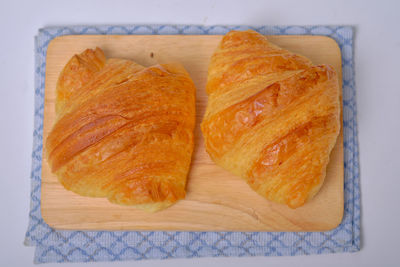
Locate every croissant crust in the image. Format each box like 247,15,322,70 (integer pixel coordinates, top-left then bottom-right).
47,48,196,212
201,30,340,208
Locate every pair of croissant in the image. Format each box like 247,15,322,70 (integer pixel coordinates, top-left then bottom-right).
46,30,340,211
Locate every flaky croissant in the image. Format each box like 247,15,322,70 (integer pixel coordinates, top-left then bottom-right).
46,48,196,212
201,30,340,208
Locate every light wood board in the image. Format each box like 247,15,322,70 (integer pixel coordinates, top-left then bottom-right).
41,35,343,231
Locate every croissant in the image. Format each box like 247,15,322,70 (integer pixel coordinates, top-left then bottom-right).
46,48,196,212
201,30,340,208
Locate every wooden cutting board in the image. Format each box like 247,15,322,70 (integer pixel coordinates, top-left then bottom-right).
41,35,343,231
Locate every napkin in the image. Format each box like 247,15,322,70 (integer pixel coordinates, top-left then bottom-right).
24,25,360,263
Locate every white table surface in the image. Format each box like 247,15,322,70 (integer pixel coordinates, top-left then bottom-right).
1,0,400,266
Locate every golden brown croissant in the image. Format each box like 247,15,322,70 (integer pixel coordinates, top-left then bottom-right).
201,30,340,208
46,48,196,212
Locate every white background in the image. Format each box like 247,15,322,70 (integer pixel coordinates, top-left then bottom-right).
1,0,399,266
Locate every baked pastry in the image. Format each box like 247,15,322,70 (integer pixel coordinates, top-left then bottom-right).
201,30,340,208
46,48,196,212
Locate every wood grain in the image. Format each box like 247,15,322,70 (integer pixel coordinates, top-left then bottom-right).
41,35,343,231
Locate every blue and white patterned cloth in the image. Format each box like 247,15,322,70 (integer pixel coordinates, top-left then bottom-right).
24,25,360,264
